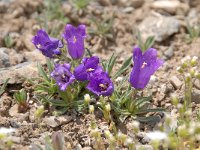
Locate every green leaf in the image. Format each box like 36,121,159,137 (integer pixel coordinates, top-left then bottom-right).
135,96,151,107
137,29,144,51
0,78,10,96
136,108,165,115
112,56,132,79
106,53,117,75
49,99,68,106
37,63,50,82
136,115,162,123
46,58,54,72
144,36,155,50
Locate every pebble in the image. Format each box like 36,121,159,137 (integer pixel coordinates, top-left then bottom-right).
135,145,153,150
192,89,200,104
170,76,182,89
0,48,10,67
151,0,189,15
139,15,180,42
122,7,134,13
164,46,174,59
43,115,72,128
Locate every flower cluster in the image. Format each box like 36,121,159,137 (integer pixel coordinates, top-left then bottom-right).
32,24,163,97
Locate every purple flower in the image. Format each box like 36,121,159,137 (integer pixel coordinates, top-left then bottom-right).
63,24,86,59
87,71,114,96
74,56,103,81
32,29,63,58
51,63,75,91
130,47,164,89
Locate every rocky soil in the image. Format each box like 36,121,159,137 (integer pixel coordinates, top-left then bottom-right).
0,0,200,149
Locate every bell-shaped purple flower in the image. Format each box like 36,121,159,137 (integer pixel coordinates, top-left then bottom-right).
51,63,75,91
130,47,164,89
87,71,114,96
74,56,103,81
63,24,86,59
32,29,63,58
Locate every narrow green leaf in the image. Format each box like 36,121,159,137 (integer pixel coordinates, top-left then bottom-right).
106,53,117,75
0,78,10,96
144,36,155,50
136,115,161,123
46,58,54,72
37,63,50,82
136,108,165,115
49,99,68,106
112,56,132,79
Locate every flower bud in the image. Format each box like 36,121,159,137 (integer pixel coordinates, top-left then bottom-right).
104,130,112,139
191,56,198,66
91,128,100,138
171,95,179,106
190,68,196,77
105,104,111,112
89,105,94,114
117,132,127,144
176,67,183,74
185,73,191,83
84,94,90,105
178,125,188,138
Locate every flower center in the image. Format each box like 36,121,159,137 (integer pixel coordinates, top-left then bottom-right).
87,68,95,72
73,36,77,43
36,44,41,48
141,62,147,69
99,83,108,91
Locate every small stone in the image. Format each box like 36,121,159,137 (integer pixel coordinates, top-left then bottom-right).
82,147,93,150
122,7,134,13
135,145,153,150
139,15,180,42
98,0,111,6
192,89,200,104
0,47,10,67
9,104,19,117
164,46,174,59
56,115,72,125
170,76,182,89
43,115,72,128
151,0,189,15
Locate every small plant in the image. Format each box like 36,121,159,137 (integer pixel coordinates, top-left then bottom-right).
13,89,28,112
72,0,91,10
4,35,14,48
89,13,114,39
0,78,9,97
177,56,199,108
186,22,200,42
137,30,155,52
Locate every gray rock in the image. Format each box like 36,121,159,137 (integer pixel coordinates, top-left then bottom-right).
164,46,174,59
43,115,72,128
0,62,38,84
0,47,10,67
151,0,189,15
170,76,182,89
139,15,180,42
